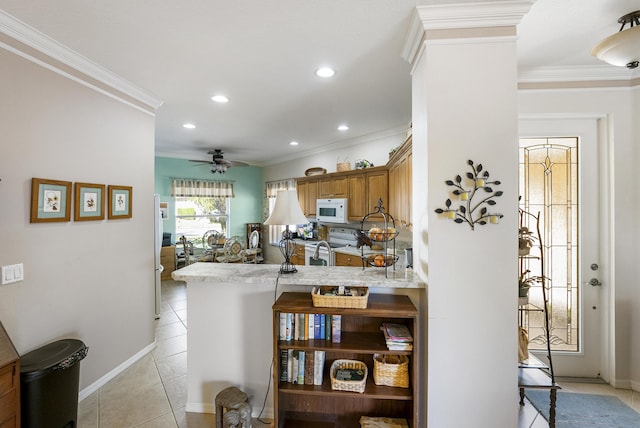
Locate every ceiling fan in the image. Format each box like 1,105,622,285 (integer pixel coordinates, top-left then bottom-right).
190,149,249,174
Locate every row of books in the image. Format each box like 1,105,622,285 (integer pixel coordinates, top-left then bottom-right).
279,313,341,343
279,349,326,385
381,322,413,351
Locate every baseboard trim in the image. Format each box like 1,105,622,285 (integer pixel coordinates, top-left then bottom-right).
78,341,156,401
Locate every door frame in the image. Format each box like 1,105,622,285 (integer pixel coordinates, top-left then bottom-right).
518,113,614,383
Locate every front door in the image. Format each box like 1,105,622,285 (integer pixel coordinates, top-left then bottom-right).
519,115,610,378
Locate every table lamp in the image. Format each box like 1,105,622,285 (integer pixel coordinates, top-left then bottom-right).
264,189,309,273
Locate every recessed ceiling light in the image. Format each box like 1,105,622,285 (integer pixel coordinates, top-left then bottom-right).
290,141,299,146
316,67,335,78
183,123,196,129
338,124,349,131
211,95,229,103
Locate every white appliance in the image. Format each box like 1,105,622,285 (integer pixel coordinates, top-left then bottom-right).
153,194,162,319
304,227,358,266
316,198,348,223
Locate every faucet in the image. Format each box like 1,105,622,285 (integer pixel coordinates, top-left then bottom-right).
313,240,333,266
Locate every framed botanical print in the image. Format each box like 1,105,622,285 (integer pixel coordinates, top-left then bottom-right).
74,182,105,221
30,178,72,223
108,185,132,219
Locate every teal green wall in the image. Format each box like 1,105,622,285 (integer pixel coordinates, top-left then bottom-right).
154,156,264,243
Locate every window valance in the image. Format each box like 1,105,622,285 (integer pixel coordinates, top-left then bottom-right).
265,179,296,198
171,178,234,198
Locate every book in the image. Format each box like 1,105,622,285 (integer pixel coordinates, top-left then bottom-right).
297,351,305,384
304,351,314,385
291,350,299,384
287,349,293,382
304,314,310,340
314,314,321,339
297,313,306,340
313,351,325,386
279,313,286,340
382,323,413,342
308,313,315,339
331,315,341,343
279,349,289,382
325,314,332,341
319,314,326,340
285,313,294,341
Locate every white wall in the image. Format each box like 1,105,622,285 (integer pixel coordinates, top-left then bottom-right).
518,86,640,390
0,33,158,391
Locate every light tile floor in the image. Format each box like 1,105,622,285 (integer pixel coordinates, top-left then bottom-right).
78,280,640,427
78,280,272,427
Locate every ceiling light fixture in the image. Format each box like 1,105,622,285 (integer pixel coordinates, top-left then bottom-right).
316,67,335,78
183,123,196,129
211,95,229,103
290,141,299,146
210,163,227,174
337,125,349,131
591,10,640,69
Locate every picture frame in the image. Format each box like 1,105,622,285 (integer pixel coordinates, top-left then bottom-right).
30,178,72,223
74,182,105,221
108,185,133,219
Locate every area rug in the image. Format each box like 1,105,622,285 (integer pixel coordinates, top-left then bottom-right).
526,390,640,427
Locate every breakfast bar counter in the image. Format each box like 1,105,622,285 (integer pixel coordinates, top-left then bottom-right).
171,262,426,420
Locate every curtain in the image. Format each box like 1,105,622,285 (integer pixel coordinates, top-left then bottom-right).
171,178,234,197
264,179,297,244
266,178,296,198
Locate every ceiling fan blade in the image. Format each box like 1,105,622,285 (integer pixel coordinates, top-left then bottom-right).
227,160,249,167
189,159,212,164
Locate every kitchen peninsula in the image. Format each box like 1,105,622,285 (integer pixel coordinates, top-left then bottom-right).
172,263,426,423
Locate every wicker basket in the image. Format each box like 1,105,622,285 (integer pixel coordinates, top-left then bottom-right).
359,416,409,428
373,354,409,388
312,286,369,309
337,162,351,171
330,359,367,393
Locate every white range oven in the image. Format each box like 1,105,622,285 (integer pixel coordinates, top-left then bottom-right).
304,227,358,266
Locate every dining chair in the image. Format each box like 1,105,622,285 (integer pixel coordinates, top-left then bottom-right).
244,230,264,264
216,236,245,263
175,235,193,269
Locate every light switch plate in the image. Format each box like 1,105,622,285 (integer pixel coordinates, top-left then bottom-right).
2,263,23,284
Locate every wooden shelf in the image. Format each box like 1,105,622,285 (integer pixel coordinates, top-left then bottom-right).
273,292,418,428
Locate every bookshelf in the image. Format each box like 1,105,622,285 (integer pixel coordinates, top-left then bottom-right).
272,292,419,428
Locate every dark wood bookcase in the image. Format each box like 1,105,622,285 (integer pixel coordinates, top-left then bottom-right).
272,292,419,428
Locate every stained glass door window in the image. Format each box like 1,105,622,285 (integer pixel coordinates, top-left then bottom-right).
519,137,579,352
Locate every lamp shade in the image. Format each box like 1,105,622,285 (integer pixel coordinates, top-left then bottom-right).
264,190,308,225
591,13,640,69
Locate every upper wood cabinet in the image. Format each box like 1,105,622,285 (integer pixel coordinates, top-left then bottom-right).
365,169,389,220
318,176,347,198
388,136,412,230
296,179,318,218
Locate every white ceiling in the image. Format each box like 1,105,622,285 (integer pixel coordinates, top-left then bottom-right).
1,0,637,166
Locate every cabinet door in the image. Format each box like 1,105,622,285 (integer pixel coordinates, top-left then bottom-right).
296,180,318,217
366,170,389,219
347,174,366,221
318,176,347,198
335,252,367,267
291,244,306,266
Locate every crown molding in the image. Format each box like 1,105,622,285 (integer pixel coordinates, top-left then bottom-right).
518,65,639,83
403,1,534,66
0,10,162,111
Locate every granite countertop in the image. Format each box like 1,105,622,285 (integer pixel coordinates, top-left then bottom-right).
172,262,424,288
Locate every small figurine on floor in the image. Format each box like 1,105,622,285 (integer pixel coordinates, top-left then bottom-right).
216,386,252,428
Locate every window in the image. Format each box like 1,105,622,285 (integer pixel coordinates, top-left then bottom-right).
175,197,229,243
171,178,234,244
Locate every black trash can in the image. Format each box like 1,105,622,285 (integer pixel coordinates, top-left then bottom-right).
20,339,88,428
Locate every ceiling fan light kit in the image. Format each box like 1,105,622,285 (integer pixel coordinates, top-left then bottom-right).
591,10,640,69
189,149,248,174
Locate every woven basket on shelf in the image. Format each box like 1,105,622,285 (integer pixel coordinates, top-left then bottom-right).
337,162,351,171
311,286,369,309
373,354,409,388
330,359,367,393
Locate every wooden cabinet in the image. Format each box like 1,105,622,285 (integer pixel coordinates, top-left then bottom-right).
290,244,306,266
334,252,367,268
296,179,318,218
318,176,347,199
347,175,367,221
365,169,389,221
0,322,19,428
272,292,418,428
388,136,412,230
160,245,175,280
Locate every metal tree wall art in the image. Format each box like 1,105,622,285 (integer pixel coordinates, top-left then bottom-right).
435,159,503,230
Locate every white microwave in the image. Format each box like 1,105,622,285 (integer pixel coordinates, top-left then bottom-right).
316,198,348,223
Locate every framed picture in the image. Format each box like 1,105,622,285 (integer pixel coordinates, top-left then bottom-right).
160,202,168,220
108,185,132,219
30,178,72,223
74,182,105,221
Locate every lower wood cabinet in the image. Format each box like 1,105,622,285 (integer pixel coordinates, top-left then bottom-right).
160,245,175,280
290,244,306,266
0,322,19,428
335,252,367,268
272,292,419,428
